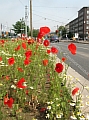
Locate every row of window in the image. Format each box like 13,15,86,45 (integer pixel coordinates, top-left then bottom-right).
79,26,89,30
77,31,89,35
78,31,83,34
79,16,83,21
79,21,83,25
78,15,89,20
70,24,89,29
79,11,83,16
70,19,89,26
79,10,89,15
79,26,83,30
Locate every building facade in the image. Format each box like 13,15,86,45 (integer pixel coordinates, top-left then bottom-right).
66,7,89,40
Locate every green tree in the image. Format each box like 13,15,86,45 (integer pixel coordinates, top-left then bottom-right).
58,26,67,37
33,29,39,37
67,32,73,38
12,18,29,36
28,29,39,38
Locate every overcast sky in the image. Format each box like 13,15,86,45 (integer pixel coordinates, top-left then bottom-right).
0,0,89,32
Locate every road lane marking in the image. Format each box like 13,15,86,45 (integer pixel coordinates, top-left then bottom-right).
55,43,89,50
77,46,89,50
77,51,89,58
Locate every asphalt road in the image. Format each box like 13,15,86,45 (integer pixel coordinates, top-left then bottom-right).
50,41,89,80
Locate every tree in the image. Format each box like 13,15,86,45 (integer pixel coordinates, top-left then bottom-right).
32,29,39,37
58,26,67,37
12,18,29,36
67,32,73,39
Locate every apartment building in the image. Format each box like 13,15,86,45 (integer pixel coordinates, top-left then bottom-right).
66,7,89,40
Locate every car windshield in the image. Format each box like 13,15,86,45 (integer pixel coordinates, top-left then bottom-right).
51,35,58,38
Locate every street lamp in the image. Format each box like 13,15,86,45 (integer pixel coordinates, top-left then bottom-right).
20,18,24,37
30,0,33,37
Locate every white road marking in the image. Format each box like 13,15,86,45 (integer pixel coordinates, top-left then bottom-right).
57,43,89,50
77,46,89,50
77,51,89,58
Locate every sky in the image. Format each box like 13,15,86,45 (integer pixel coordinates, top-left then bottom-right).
0,0,89,32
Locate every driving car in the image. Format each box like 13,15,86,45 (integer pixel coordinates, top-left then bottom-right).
50,35,59,42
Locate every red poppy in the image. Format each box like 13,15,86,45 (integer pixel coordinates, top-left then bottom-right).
25,90,29,95
0,40,5,44
55,63,63,73
38,32,44,38
4,94,9,105
68,43,76,55
4,97,14,108
28,39,34,45
15,45,20,51
51,47,58,54
0,56,2,61
7,98,14,108
5,76,10,80
62,57,66,62
55,30,58,34
40,26,50,35
22,37,25,40
24,58,31,65
37,27,50,43
43,40,50,47
24,59,29,65
43,59,48,66
72,87,79,96
17,67,23,72
25,50,32,59
16,78,27,89
37,32,43,43
8,57,15,65
68,100,71,103
36,43,40,50
22,42,27,49
40,107,46,112
47,49,51,54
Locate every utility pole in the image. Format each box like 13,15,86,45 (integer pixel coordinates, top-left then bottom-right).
30,0,33,38
25,5,28,37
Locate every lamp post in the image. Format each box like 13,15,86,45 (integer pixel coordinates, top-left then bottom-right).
20,18,24,37
30,0,33,38
25,6,28,37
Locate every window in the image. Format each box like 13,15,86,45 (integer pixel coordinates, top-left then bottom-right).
79,12,83,16
87,10,89,14
87,16,89,19
86,26,89,29
79,17,83,21
79,21,83,25
86,31,88,34
86,21,89,24
79,26,83,30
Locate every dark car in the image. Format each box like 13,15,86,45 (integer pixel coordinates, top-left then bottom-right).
50,35,59,42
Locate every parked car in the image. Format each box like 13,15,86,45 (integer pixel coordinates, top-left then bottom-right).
50,35,59,42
